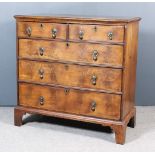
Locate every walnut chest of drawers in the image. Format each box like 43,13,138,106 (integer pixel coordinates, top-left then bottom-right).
14,15,141,144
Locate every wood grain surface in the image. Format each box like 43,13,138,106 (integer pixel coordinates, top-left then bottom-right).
18,22,67,39
19,83,121,120
15,15,141,144
69,24,124,42
19,60,122,92
19,39,123,67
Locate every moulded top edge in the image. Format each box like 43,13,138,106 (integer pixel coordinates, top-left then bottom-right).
14,15,141,23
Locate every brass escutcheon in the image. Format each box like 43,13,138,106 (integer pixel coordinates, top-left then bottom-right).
64,88,70,94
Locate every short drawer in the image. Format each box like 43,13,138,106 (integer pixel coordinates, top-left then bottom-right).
69,24,124,42
17,22,67,39
19,83,121,120
19,60,122,92
19,39,123,67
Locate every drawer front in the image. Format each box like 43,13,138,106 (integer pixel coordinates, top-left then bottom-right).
19,83,80,114
19,83,121,120
69,24,124,42
19,39,123,67
17,22,67,39
79,90,121,120
19,60,122,92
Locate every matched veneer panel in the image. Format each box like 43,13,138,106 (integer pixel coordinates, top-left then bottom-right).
17,22,67,39
19,60,122,92
19,39,123,67
19,83,121,120
69,24,124,42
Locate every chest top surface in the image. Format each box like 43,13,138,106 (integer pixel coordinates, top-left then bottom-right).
14,14,141,23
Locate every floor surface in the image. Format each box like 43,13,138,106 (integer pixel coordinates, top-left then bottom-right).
0,106,155,152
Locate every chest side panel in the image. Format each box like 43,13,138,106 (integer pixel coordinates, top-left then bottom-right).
121,22,139,119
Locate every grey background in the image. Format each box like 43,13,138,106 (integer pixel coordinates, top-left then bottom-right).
0,2,154,106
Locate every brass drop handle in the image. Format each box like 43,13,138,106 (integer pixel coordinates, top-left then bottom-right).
26,26,32,37
108,32,113,40
91,101,96,112
79,30,84,40
91,75,97,85
92,50,98,61
39,68,44,79
39,96,44,105
39,47,44,56
51,28,57,39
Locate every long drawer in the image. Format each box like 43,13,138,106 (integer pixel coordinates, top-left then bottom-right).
19,60,122,92
19,83,121,120
19,39,123,67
